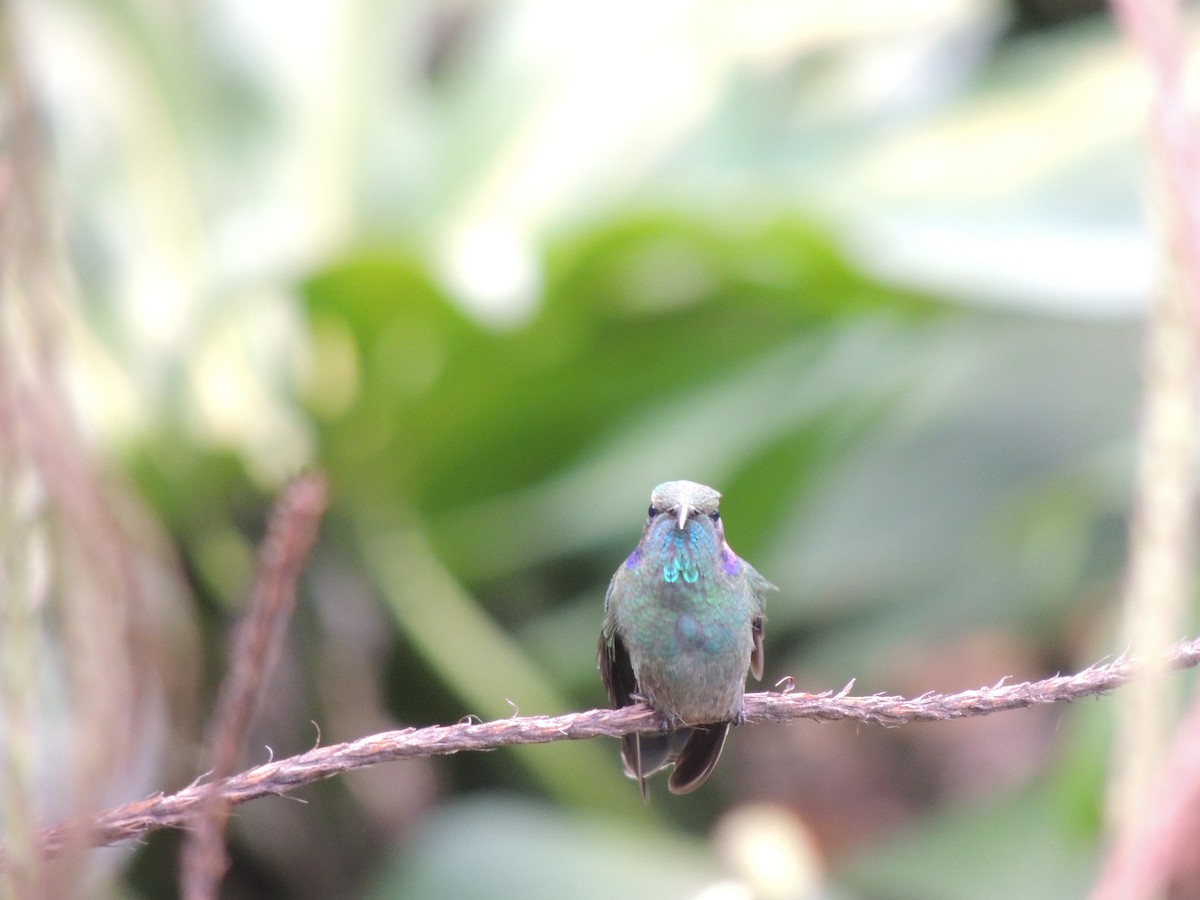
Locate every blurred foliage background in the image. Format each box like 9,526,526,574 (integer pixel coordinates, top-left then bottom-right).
0,0,1184,896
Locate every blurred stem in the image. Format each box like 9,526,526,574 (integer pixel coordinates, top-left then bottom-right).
0,4,45,895
1109,274,1196,838
0,507,43,900
1107,0,1199,864
0,409,43,900
361,524,646,815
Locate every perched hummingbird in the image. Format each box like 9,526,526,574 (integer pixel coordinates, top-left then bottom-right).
598,480,775,795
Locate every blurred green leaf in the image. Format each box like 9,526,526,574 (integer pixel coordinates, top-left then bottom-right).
300,215,938,520
838,781,1096,900
364,795,718,900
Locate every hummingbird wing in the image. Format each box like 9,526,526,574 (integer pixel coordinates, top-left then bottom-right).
745,562,775,681
598,629,653,798
597,629,637,710
667,723,730,794
750,615,765,681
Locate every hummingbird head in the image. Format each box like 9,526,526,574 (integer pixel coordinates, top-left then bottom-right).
649,480,722,532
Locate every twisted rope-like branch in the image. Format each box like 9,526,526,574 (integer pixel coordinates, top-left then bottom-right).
33,635,1200,857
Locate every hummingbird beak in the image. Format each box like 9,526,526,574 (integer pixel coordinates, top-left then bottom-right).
676,505,691,530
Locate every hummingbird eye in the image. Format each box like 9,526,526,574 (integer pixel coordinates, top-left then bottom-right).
647,505,657,519
709,511,721,522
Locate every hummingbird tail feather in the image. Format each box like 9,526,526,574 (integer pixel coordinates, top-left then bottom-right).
622,734,648,799
621,731,681,782
667,723,730,794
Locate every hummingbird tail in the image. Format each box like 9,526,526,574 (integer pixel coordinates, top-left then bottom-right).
622,729,692,798
622,734,648,800
667,723,730,794
621,733,676,777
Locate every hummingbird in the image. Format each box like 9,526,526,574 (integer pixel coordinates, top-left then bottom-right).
598,480,774,795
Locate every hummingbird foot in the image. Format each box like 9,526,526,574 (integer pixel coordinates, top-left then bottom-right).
627,692,677,731
658,712,684,732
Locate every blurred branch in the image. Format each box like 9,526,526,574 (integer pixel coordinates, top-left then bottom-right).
28,634,1200,856
1094,0,1200,895
179,473,327,900
1,2,186,894
0,5,59,896
1094,682,1200,899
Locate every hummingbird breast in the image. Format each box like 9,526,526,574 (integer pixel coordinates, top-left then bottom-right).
615,518,755,724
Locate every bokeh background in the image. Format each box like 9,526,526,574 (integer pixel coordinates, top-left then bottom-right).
1,0,1184,897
